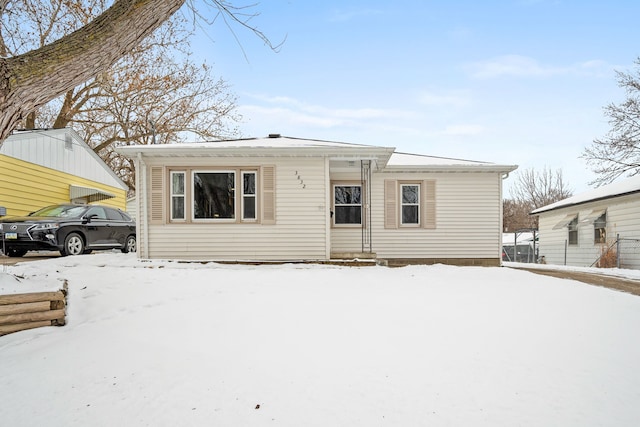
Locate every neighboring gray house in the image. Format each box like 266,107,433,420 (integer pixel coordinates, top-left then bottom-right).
531,175,640,269
116,135,517,265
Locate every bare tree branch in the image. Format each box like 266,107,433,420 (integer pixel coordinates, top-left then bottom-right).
582,57,640,186
0,0,186,142
503,167,573,231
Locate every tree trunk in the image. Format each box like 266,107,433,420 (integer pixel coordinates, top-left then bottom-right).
0,0,185,144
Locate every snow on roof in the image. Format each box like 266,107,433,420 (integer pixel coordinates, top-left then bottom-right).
388,152,496,166
116,135,516,172
532,174,640,214
386,152,517,173
146,135,385,150
502,232,535,245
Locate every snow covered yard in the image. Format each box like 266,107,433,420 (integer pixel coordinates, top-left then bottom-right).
1,254,640,427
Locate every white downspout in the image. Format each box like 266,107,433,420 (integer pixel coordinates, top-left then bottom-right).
325,156,331,260
137,152,149,258
499,172,509,264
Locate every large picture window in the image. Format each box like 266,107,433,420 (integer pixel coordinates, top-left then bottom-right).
193,171,235,220
334,185,362,225
401,184,420,225
170,171,185,220
161,166,273,224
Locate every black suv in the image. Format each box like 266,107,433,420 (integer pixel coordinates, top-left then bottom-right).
0,204,136,257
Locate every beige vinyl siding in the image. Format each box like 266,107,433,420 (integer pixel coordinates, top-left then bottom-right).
538,194,640,268
332,171,502,259
141,157,328,260
375,172,501,259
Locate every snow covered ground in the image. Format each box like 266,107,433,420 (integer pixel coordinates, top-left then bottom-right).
1,253,640,426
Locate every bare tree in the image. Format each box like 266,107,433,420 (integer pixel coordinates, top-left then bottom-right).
582,57,640,185
503,167,573,230
503,199,537,232
0,0,279,145
14,4,241,188
0,0,186,143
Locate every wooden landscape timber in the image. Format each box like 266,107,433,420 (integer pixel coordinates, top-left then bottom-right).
0,286,67,336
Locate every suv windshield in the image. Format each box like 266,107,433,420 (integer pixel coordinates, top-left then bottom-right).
30,205,87,218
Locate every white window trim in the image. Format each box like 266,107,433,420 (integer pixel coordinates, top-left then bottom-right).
593,211,607,244
192,170,236,222
241,171,258,221
400,183,421,226
333,183,363,227
568,216,579,246
170,171,186,221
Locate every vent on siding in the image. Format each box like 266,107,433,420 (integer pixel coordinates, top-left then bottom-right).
65,134,73,150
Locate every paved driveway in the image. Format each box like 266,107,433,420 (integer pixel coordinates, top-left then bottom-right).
511,266,640,296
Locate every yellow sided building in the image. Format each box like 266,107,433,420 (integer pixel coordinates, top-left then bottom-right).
0,128,128,217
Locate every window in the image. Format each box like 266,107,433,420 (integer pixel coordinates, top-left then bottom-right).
401,184,420,225
159,166,274,224
105,208,124,221
171,171,185,220
568,216,578,245
384,180,435,229
193,171,235,220
334,185,362,225
594,212,606,244
85,207,107,220
242,172,257,220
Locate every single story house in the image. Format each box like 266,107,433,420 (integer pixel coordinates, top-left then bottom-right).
116,135,517,265
0,128,128,217
531,175,640,269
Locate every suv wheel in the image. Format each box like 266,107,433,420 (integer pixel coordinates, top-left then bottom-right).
61,232,85,256
121,235,136,253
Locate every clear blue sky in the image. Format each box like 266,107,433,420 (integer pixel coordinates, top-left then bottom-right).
188,0,640,194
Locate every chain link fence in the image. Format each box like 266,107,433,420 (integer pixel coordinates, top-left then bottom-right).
591,235,640,269
502,229,538,263
617,237,640,269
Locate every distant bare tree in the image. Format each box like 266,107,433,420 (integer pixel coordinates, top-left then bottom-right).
503,199,537,232
582,57,640,185
503,167,573,230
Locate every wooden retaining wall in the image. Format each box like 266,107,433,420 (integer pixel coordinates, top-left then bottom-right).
0,287,67,336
